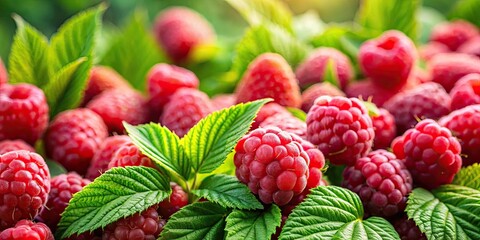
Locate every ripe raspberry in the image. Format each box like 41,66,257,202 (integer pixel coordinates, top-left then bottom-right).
81,66,131,106
301,82,345,112
86,135,131,180
0,58,7,86
147,63,199,120
345,79,398,107
359,30,416,90
252,103,290,130
234,127,310,206
384,82,451,134
392,119,462,189
44,108,108,175
0,151,50,230
450,73,480,110
103,206,165,240
306,96,375,166
160,88,213,137
411,67,431,84
372,108,396,150
37,173,90,231
295,47,354,89
0,220,53,240
108,142,155,169
393,216,426,240
419,42,450,61
157,182,188,219
458,36,480,58
87,89,149,134
0,83,49,145
0,140,34,155
211,94,236,111
235,53,301,108
430,20,479,51
153,7,215,63
342,150,412,217
303,147,326,189
429,52,480,92
260,114,307,140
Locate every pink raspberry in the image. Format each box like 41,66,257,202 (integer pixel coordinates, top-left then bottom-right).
108,142,155,169
419,42,450,61
0,140,34,155
429,52,480,92
86,135,131,180
430,20,479,51
393,215,426,240
157,182,188,219
260,114,307,139
252,103,290,130
81,66,131,106
345,79,412,107
450,73,480,110
372,108,396,150
301,82,345,112
458,36,480,58
0,58,7,86
211,94,236,111
0,220,53,240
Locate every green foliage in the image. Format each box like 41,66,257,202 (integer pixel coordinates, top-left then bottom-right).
286,107,306,121
45,159,67,177
323,59,340,88
449,0,480,27
323,164,345,186
293,10,326,41
225,205,281,240
453,164,480,190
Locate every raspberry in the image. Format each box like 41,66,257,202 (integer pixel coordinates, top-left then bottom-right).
160,88,213,137
147,63,199,120
411,67,431,84
211,94,236,111
260,114,307,140
87,89,149,134
372,108,396,150
450,73,480,110
295,47,354,89
0,58,7,86
252,103,290,130
301,82,345,112
359,30,416,90
345,79,398,107
157,182,188,219
86,135,131,180
153,7,215,63
102,206,165,240
342,150,412,217
393,216,426,240
0,140,34,155
44,108,108,175
439,105,480,166
65,232,101,240
430,20,479,51
429,52,480,92
458,36,480,58
235,53,301,108
234,127,310,206
384,82,451,134
0,220,54,240
0,83,49,145
304,147,325,189
392,119,462,190
306,96,375,166
419,42,450,61
0,151,50,229
81,66,131,106
108,142,155,169
37,173,90,231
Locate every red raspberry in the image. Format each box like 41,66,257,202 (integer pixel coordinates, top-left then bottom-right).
160,88,213,137
0,151,50,229
359,30,416,90
304,148,325,189
411,67,431,84
211,94,236,111
153,7,215,63
419,42,450,61
252,103,290,130
301,82,345,112
0,58,7,86
306,96,375,166
86,135,131,180
234,127,310,206
37,173,90,231
147,63,199,120
87,89,149,134
260,114,307,140
0,83,49,145
44,108,108,175
235,53,302,108
108,142,155,169
81,66,131,106
342,150,412,217
430,20,479,51
295,47,354,89
450,73,480,110
429,52,480,92
384,82,451,134
392,119,462,190
102,206,165,240
458,36,480,58
345,79,398,107
0,220,53,240
372,108,396,150
0,140,34,155
157,182,188,219
393,216,426,240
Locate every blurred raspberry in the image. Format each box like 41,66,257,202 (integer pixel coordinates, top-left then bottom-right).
260,114,306,139
450,73,480,110
430,20,479,51
0,140,34,155
345,79,398,107
81,66,131,106
252,103,290,130
301,82,345,112
0,57,7,86
393,215,426,240
372,108,396,150
108,142,155,169
429,52,480,92
411,67,431,84
211,94,236,111
458,36,480,58
0,220,53,240
418,42,450,61
86,135,131,180
157,182,188,219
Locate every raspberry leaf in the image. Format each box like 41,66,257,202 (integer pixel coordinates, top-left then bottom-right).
45,158,67,177
192,174,263,210
448,0,480,27
406,186,480,240
324,59,340,88
279,186,400,240
225,204,281,240
286,107,306,121
293,10,326,41
56,166,171,239
453,163,480,190
160,202,229,240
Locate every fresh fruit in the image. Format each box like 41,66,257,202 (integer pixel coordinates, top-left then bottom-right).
234,127,310,206
303,146,326,189
0,58,7,86
301,82,345,112
371,108,396,150
157,182,189,219
211,94,236,111
359,30,416,90
458,36,480,58
81,66,131,106
0,140,34,155
419,42,450,61
0,220,54,240
393,215,427,240
430,20,479,51
85,135,131,180
449,73,480,110
295,47,354,89
428,52,480,92
392,119,462,190
345,79,398,107
252,103,291,130
306,96,375,166
44,108,108,175
0,151,50,230
108,142,155,169
0,83,49,145
235,53,301,108
260,114,307,139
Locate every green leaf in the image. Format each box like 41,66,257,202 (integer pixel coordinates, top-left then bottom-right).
323,164,345,186
279,186,400,240
45,159,67,177
453,164,480,190
286,107,306,122
8,15,49,86
192,174,263,210
225,204,281,240
182,99,270,174
124,122,190,180
56,166,171,239
293,10,326,41
407,186,480,240
449,0,480,27
323,59,340,88
160,202,228,240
